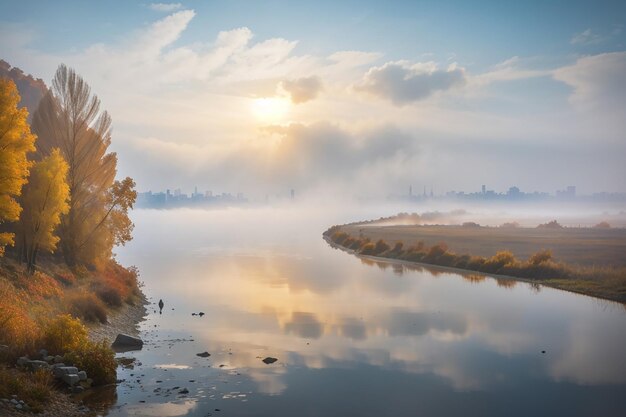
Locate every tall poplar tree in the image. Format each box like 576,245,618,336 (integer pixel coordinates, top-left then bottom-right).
0,78,36,255
31,65,135,266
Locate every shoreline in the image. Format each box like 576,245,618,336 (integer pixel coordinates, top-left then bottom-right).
324,235,626,306
87,291,148,343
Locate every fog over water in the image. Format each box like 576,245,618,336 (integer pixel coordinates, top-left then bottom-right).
98,204,626,417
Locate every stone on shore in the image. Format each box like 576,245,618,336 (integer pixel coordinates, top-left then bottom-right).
53,366,79,378
62,374,80,386
262,357,278,364
112,333,144,348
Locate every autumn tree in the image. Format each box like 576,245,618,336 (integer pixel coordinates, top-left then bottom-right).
0,78,36,255
16,149,70,273
31,64,135,266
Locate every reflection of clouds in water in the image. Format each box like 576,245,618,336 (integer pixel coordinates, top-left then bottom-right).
384,308,468,337
122,400,197,416
284,312,323,339
339,317,368,340
247,366,288,395
154,364,192,369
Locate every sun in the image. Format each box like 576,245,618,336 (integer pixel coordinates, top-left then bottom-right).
251,97,290,123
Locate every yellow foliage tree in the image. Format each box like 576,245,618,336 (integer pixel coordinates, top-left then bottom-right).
0,78,36,255
17,149,70,273
31,64,135,267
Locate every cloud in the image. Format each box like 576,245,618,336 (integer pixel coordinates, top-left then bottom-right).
280,76,323,103
570,29,605,45
553,51,626,111
356,61,466,105
149,3,183,12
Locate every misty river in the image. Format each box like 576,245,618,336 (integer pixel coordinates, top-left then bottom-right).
94,206,626,416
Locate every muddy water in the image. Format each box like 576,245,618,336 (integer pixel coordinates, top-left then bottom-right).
92,206,626,416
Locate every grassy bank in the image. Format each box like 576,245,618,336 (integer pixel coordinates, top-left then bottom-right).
0,257,142,412
324,224,626,304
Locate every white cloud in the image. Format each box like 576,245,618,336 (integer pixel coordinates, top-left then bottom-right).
280,76,323,104
570,29,605,45
356,61,466,105
149,3,183,12
553,51,626,110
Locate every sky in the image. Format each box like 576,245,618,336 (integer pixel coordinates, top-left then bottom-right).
1,0,625,198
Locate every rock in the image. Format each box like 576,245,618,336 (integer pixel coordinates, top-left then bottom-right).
196,351,211,358
54,355,64,363
77,371,87,381
112,334,143,348
72,386,84,394
262,357,278,364
16,356,29,366
0,344,8,351
198,312,205,317
44,356,55,363
27,360,50,370
178,388,189,394
39,349,48,358
10,399,18,405
62,374,80,386
15,403,23,410
53,366,79,378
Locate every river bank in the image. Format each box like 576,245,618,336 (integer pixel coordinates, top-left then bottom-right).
0,256,147,416
324,223,626,304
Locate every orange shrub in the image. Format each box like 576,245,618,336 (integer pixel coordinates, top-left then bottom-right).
67,292,108,324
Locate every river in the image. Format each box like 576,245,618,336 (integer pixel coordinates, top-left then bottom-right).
94,206,626,416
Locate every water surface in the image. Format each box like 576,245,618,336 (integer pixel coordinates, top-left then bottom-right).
97,206,626,416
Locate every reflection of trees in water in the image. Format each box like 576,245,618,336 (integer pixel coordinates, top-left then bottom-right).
76,384,117,414
529,282,542,293
391,264,404,276
496,278,517,289
464,274,487,284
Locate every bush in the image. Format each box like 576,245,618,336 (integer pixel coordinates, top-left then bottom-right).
436,251,458,267
500,222,519,228
64,340,116,385
359,242,377,255
67,292,108,324
342,236,356,248
0,280,40,357
528,250,553,265
42,314,89,355
54,271,76,286
331,231,349,245
96,286,123,307
481,251,517,273
466,256,486,270
423,243,448,263
373,239,391,255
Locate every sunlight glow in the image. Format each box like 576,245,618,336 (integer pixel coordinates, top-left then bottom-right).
251,97,290,123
